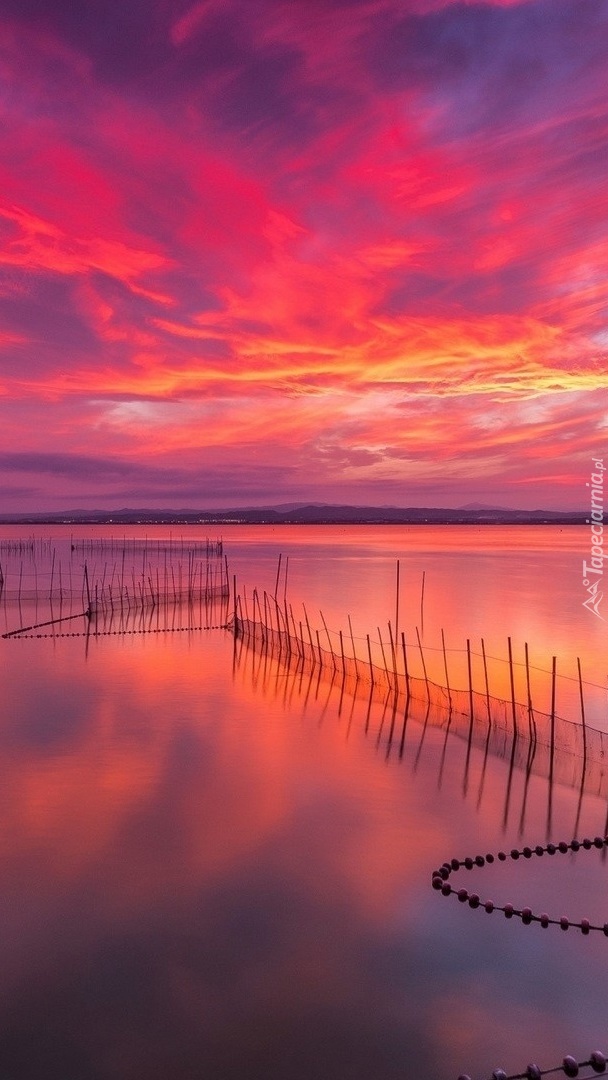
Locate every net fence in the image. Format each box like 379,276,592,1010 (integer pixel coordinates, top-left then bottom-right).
236,613,608,799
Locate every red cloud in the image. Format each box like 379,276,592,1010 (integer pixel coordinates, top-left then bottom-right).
0,0,606,510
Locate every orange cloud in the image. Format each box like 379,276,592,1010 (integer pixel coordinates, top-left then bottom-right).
0,0,606,510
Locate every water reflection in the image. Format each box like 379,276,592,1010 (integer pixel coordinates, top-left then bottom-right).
230,638,608,1080
0,536,607,1078
2,525,606,730
1,634,444,1080
233,628,608,845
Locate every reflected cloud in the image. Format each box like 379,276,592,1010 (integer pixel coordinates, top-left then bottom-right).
0,555,607,1077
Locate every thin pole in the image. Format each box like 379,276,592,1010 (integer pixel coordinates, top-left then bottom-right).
290,605,303,658
441,629,452,712
395,559,400,647
274,554,282,600
302,603,315,654
387,620,397,684
259,590,267,643
415,626,430,700
466,638,473,722
524,642,536,740
366,634,375,685
577,656,587,766
266,591,276,636
378,627,390,681
271,594,287,645
420,570,426,632
278,598,291,657
401,632,410,697
283,556,289,605
263,592,269,639
83,562,92,611
507,637,518,738
348,615,359,680
550,655,557,777
320,610,337,671
2,609,90,639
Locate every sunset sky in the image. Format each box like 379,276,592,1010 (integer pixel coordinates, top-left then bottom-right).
1,0,607,512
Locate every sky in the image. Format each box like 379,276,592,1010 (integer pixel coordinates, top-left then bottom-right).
1,0,607,513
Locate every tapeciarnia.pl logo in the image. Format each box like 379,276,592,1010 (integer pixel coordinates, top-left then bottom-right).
582,457,605,620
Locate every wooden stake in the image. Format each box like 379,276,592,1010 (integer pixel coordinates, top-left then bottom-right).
395,559,400,647
401,632,410,697
339,629,346,675
281,599,292,658
2,609,90,639
348,615,359,680
415,625,430,700
466,638,473,721
550,654,557,776
283,556,289,604
83,562,91,611
387,620,397,685
577,656,587,764
265,592,276,635
441,629,452,712
302,603,314,654
366,634,375,685
507,636,518,739
524,641,535,740
263,592,270,642
290,605,303,658
378,627,390,682
320,609,337,671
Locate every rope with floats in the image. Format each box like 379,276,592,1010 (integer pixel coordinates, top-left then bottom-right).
431,838,608,1079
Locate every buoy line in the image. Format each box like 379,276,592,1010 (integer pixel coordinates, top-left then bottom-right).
431,839,608,1080
431,835,608,934
455,1051,606,1080
3,624,230,639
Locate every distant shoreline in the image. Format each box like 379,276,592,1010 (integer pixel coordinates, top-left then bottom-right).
0,506,587,527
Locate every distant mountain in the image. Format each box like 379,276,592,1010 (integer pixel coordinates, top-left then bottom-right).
458,501,512,512
0,503,587,525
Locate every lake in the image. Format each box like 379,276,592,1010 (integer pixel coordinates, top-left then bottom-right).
0,524,606,1080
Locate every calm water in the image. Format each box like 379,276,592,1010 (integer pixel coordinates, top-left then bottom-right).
0,525,607,1080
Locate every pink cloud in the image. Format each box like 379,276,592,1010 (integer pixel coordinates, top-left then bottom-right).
0,0,606,511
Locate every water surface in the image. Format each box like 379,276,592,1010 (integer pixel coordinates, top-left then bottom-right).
0,525,606,1080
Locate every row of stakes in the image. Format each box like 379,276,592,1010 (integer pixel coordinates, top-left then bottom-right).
431,838,608,1080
